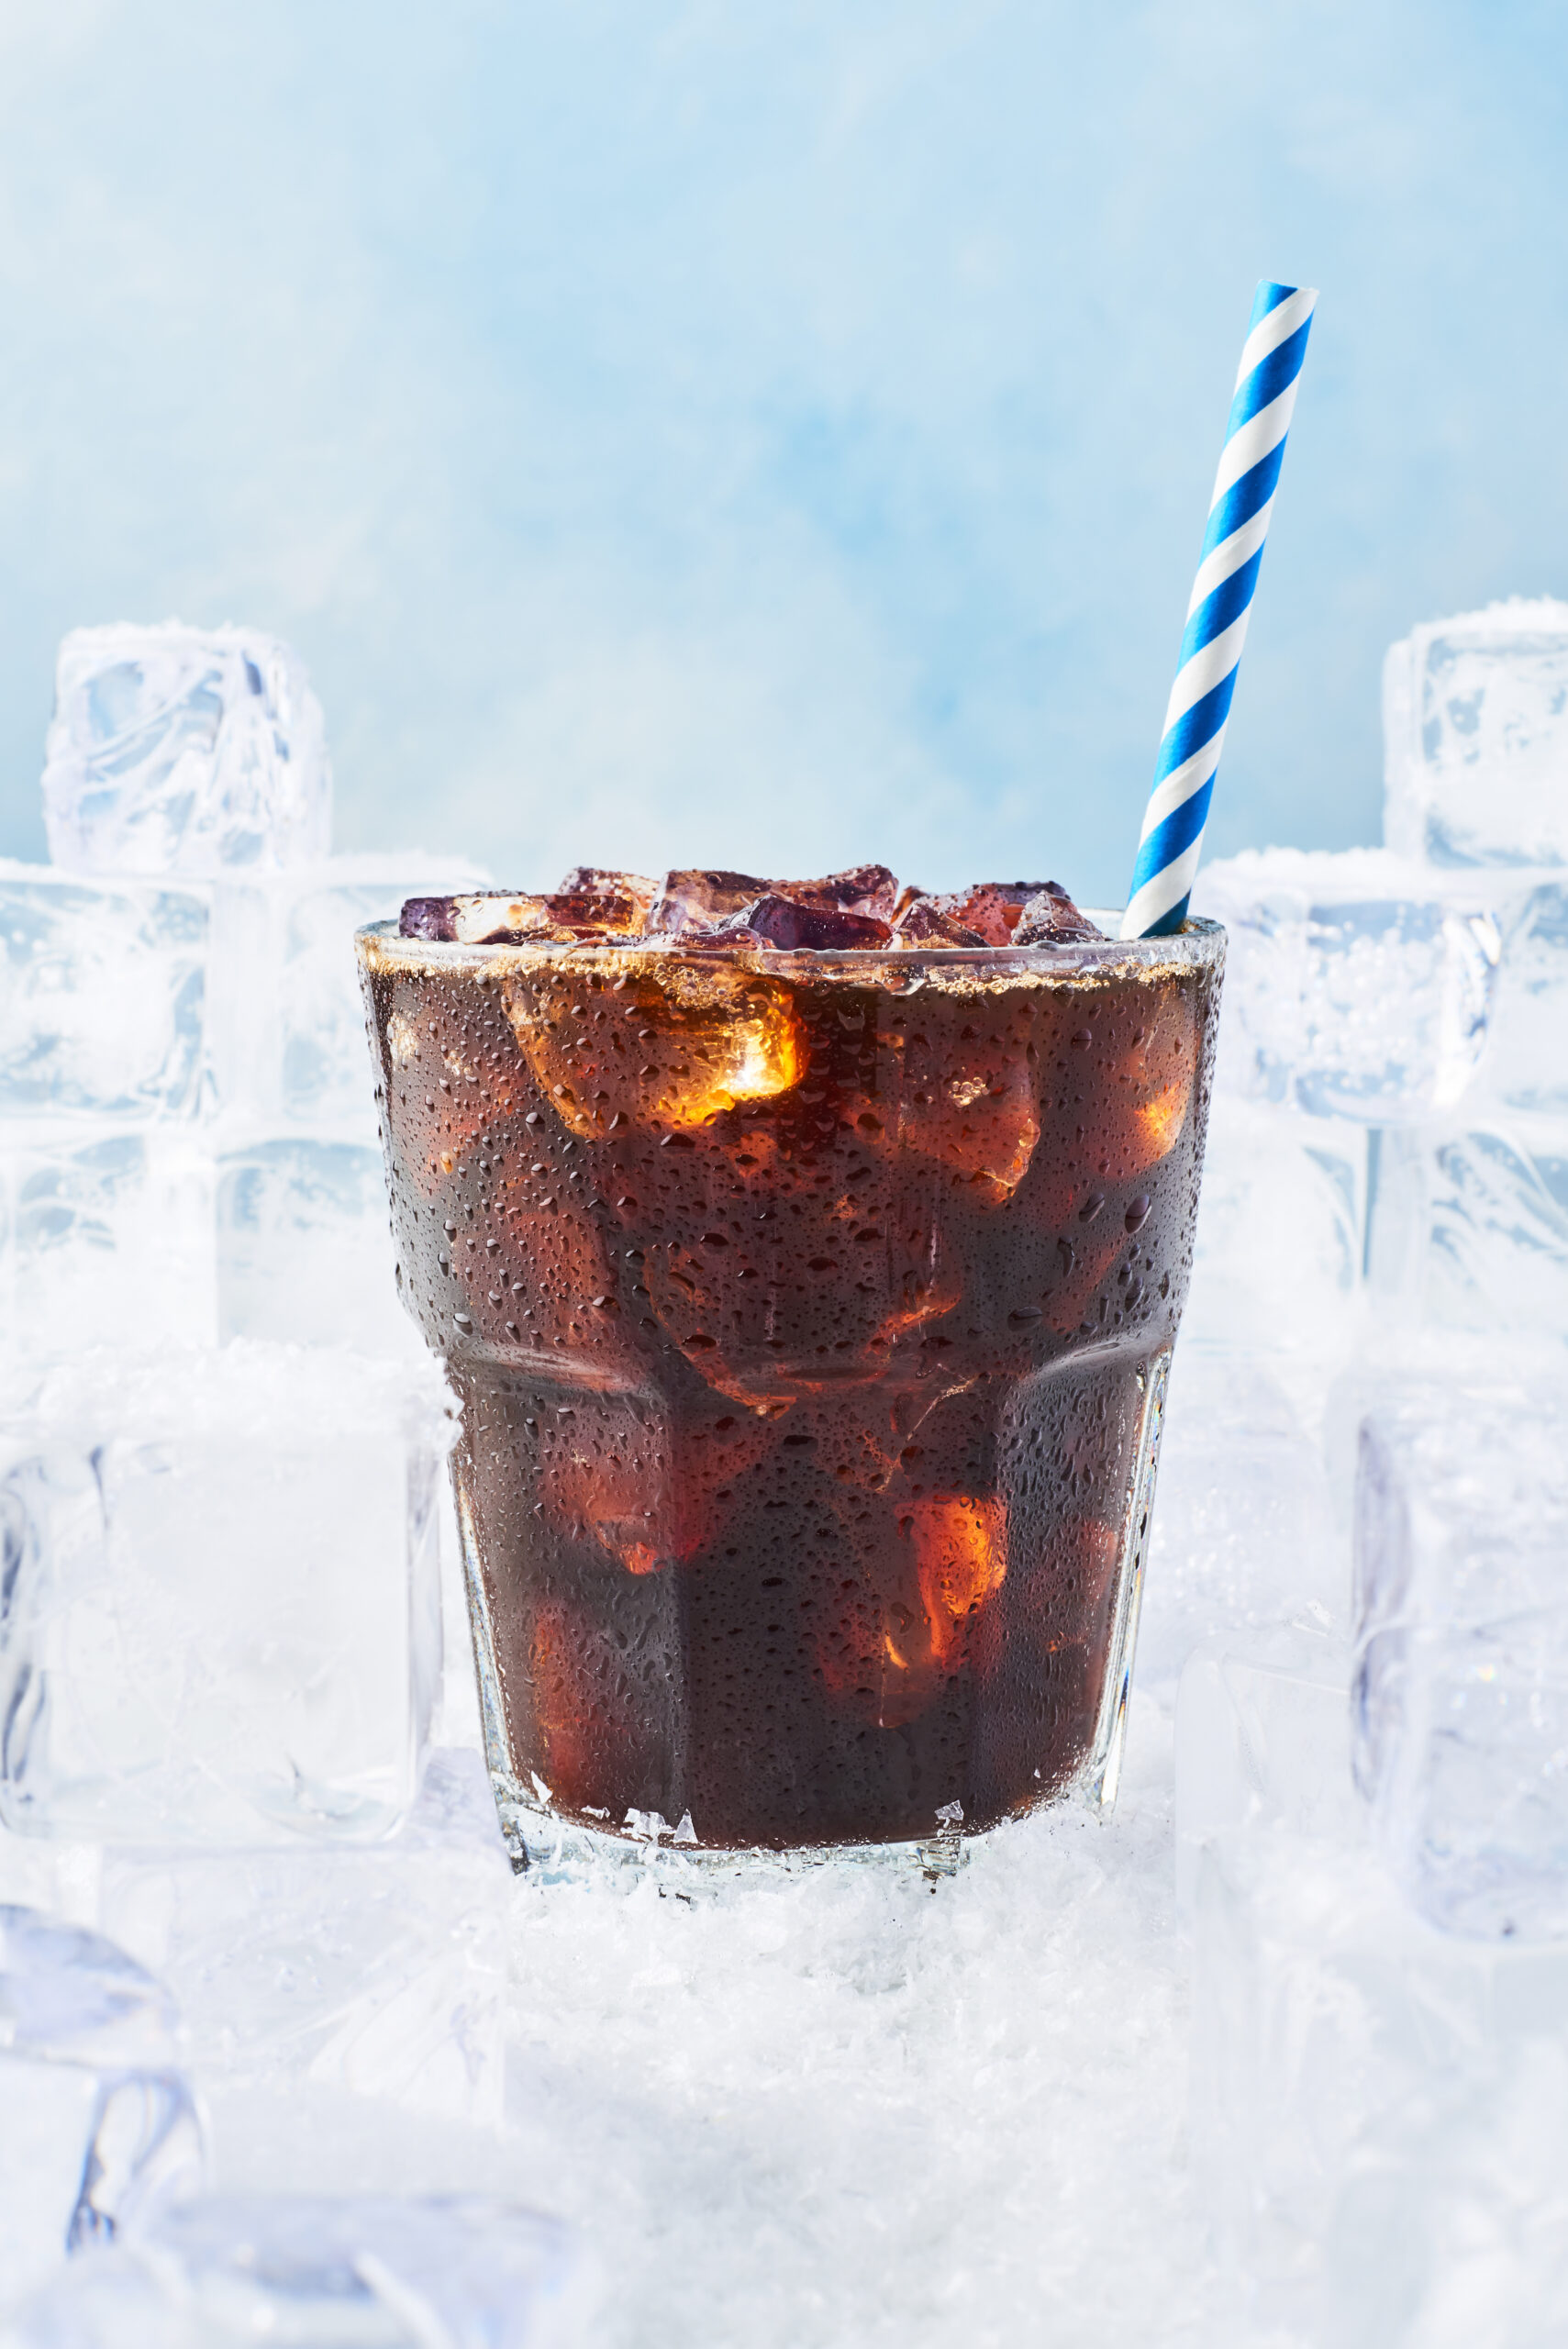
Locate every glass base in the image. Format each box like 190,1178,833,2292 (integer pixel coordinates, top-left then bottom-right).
487,1772,973,1885
454,1352,1172,1887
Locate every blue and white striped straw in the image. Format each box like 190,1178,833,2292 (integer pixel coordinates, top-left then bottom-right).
1121,280,1318,940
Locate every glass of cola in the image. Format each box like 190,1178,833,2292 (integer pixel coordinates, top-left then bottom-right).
358,867,1224,1869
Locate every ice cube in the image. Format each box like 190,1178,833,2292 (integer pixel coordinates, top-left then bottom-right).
1190,1820,1568,2308
1182,1096,1368,1364
1352,1368,1568,1939
204,858,487,1138
1364,1114,1568,1336
0,1906,204,2313
1173,1614,1357,1916
556,864,659,920
1482,877,1568,1117
1190,1753,1568,2343
428,893,648,945
645,866,904,937
215,1139,414,1356
1011,885,1103,946
503,956,804,1134
644,870,770,934
1139,1356,1340,1700
892,896,986,946
1384,598,1568,867
43,624,331,878
898,1001,1040,1191
718,895,893,950
784,863,901,919
0,865,208,1123
0,1344,451,1846
3,2193,588,2348
96,1751,512,2124
0,1130,217,1359
1192,848,1500,1122
1312,2041,1568,2349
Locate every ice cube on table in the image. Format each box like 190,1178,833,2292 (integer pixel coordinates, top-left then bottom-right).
216,1138,414,1356
0,1130,216,1362
2,2194,588,2349
1364,1112,1568,1335
1384,598,1568,867
96,1751,511,2125
0,866,209,1124
1139,1358,1340,1700
0,1344,451,1847
42,624,331,878
1352,1368,1568,1940
0,1906,204,2315
1192,848,1500,1121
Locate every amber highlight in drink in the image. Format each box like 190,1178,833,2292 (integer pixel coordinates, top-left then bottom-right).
358,918,1223,1859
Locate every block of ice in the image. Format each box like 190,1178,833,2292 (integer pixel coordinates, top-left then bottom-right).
0,1906,204,2314
1139,1359,1340,1699
1312,2039,1568,2349
1352,1369,1568,1939
216,1139,413,1356
1192,849,1500,1122
1384,598,1568,867
1481,877,1568,1116
1181,1093,1368,1363
1173,1615,1357,1916
0,1131,217,1361
206,858,490,1138
0,1344,451,1847
2,2194,588,2349
1364,1113,1568,1335
1191,1820,1568,2317
0,866,209,1124
96,1751,511,2125
42,625,330,878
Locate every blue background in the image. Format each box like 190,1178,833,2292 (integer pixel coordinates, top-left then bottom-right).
1,0,1563,904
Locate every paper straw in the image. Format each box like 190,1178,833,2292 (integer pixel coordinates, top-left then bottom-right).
1121,281,1318,940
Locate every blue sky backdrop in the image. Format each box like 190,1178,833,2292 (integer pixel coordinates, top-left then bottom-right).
1,0,1564,902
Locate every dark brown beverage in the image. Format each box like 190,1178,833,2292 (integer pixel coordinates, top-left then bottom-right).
359,880,1222,1861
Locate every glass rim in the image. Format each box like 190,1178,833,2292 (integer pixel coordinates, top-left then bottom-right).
355,911,1225,981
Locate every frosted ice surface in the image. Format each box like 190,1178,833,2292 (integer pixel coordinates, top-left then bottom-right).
1353,1370,1568,1939
1364,1114,1568,1335
1139,1356,1340,1699
491,1708,1229,2348
1384,598,1568,867
0,1132,217,1363
0,1907,203,2314
1183,1094,1368,1364
0,1345,452,1847
1193,848,1500,1122
2,2195,589,2349
216,1139,414,1356
96,1751,511,2127
42,625,330,878
1173,1615,1356,1915
0,866,208,1123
